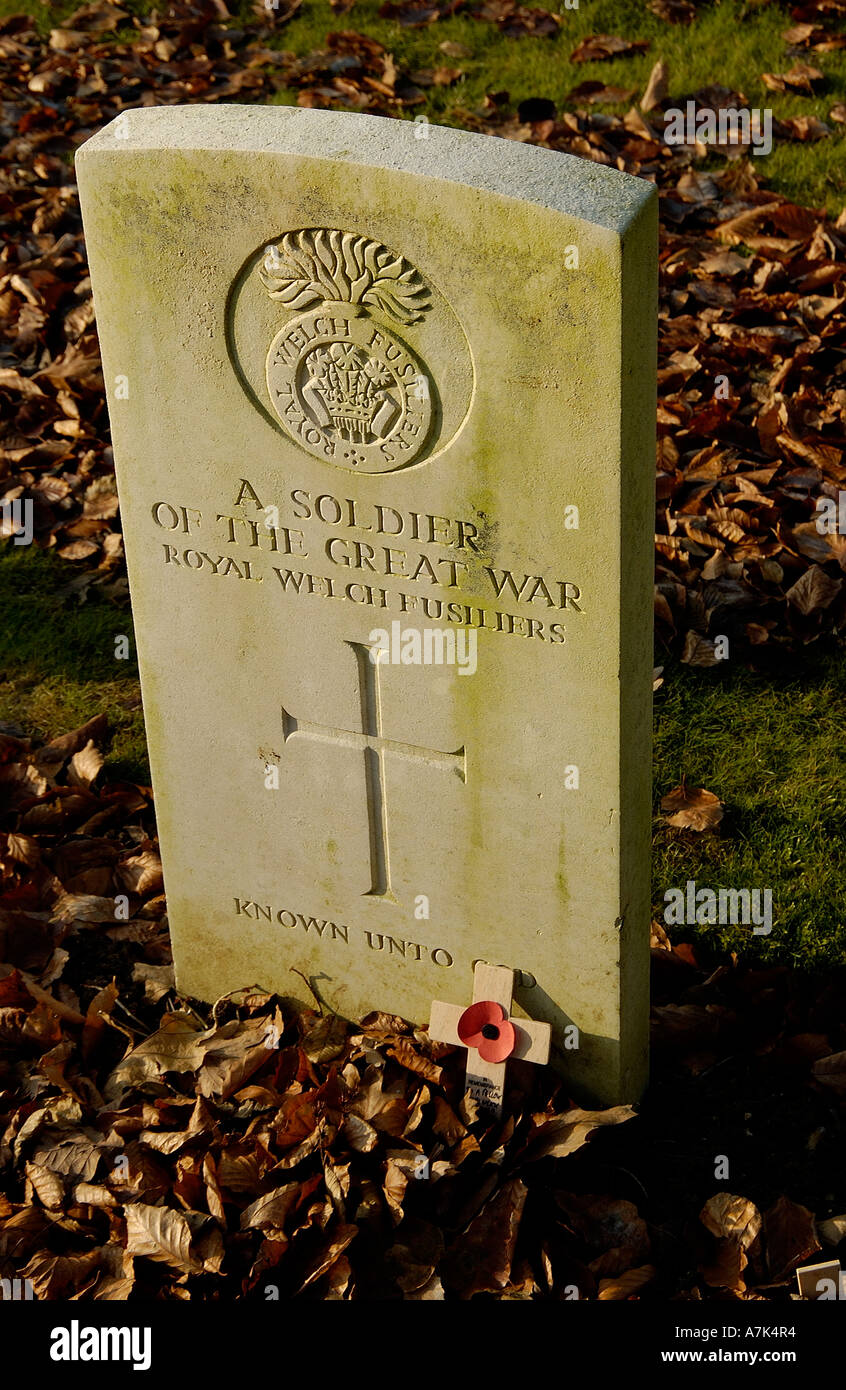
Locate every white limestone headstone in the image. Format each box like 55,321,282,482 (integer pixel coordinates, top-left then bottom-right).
76,105,657,1103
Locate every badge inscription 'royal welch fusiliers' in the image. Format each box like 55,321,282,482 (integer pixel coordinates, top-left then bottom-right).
260,229,435,473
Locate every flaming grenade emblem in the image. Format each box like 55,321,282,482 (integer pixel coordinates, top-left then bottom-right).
261,229,434,472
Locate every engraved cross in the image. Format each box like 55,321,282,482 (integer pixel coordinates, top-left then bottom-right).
281,640,466,903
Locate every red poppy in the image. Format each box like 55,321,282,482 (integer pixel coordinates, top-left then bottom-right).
457,1000,516,1064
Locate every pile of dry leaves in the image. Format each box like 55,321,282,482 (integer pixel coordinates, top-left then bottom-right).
2,716,846,1300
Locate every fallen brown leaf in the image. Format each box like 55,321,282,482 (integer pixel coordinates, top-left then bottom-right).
597,1263,656,1298
764,1195,819,1281
571,33,650,62
700,1193,762,1249
661,784,724,831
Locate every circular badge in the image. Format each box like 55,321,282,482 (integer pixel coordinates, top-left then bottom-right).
266,301,432,471
227,227,474,474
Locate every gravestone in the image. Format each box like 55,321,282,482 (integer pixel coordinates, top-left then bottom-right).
76,104,656,1104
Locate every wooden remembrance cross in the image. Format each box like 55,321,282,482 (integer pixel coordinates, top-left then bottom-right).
429,962,551,1117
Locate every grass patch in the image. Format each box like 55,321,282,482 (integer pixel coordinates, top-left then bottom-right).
262,0,846,212
653,648,846,969
0,545,148,783
2,0,845,209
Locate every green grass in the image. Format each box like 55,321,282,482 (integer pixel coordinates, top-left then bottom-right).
0,546,148,784
653,649,846,969
4,0,846,208
270,0,846,212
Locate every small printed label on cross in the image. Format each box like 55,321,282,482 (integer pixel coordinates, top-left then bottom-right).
428,961,551,1118
281,639,466,903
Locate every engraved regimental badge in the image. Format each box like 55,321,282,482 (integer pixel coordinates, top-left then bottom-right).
261,230,432,472
227,226,473,475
